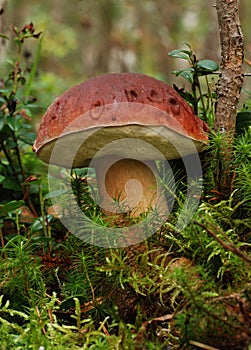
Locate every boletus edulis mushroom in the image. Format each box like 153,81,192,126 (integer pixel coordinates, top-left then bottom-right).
33,73,209,221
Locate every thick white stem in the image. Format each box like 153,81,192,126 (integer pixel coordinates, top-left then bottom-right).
95,157,168,218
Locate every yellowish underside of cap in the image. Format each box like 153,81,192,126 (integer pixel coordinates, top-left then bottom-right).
37,125,207,168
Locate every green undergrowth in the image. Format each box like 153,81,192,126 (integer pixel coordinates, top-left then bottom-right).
0,130,250,349
0,23,251,350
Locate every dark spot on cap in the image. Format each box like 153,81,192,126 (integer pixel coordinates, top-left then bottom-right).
147,89,162,103
90,99,104,120
168,97,180,115
124,88,138,101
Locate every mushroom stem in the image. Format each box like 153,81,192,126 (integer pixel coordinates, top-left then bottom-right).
95,157,168,218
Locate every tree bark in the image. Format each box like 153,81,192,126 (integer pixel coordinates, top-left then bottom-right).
215,0,244,195
0,0,7,61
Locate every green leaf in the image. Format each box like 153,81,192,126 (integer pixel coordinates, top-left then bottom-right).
173,69,194,84
0,96,7,104
6,115,22,132
30,218,44,232
0,159,9,166
168,49,191,60
6,115,16,131
30,215,53,232
0,89,11,94
18,76,26,85
25,103,41,109
179,70,194,84
2,178,22,191
14,37,22,46
5,138,17,149
18,133,36,145
0,175,5,184
196,59,218,72
0,116,4,131
0,200,24,217
0,125,12,142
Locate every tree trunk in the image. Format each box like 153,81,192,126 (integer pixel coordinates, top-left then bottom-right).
215,0,244,195
0,0,7,62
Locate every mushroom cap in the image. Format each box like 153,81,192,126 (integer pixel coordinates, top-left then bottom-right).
33,73,209,168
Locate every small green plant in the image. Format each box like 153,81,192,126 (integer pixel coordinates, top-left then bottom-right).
0,22,43,213
168,43,218,125
0,234,43,308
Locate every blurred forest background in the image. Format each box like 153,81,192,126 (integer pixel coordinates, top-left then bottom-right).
1,0,251,113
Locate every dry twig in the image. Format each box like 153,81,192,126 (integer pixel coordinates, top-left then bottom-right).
194,221,251,265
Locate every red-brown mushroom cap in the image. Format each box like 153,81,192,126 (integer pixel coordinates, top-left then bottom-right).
33,73,209,168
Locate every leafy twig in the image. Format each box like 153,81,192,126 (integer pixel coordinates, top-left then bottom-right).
194,220,251,265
